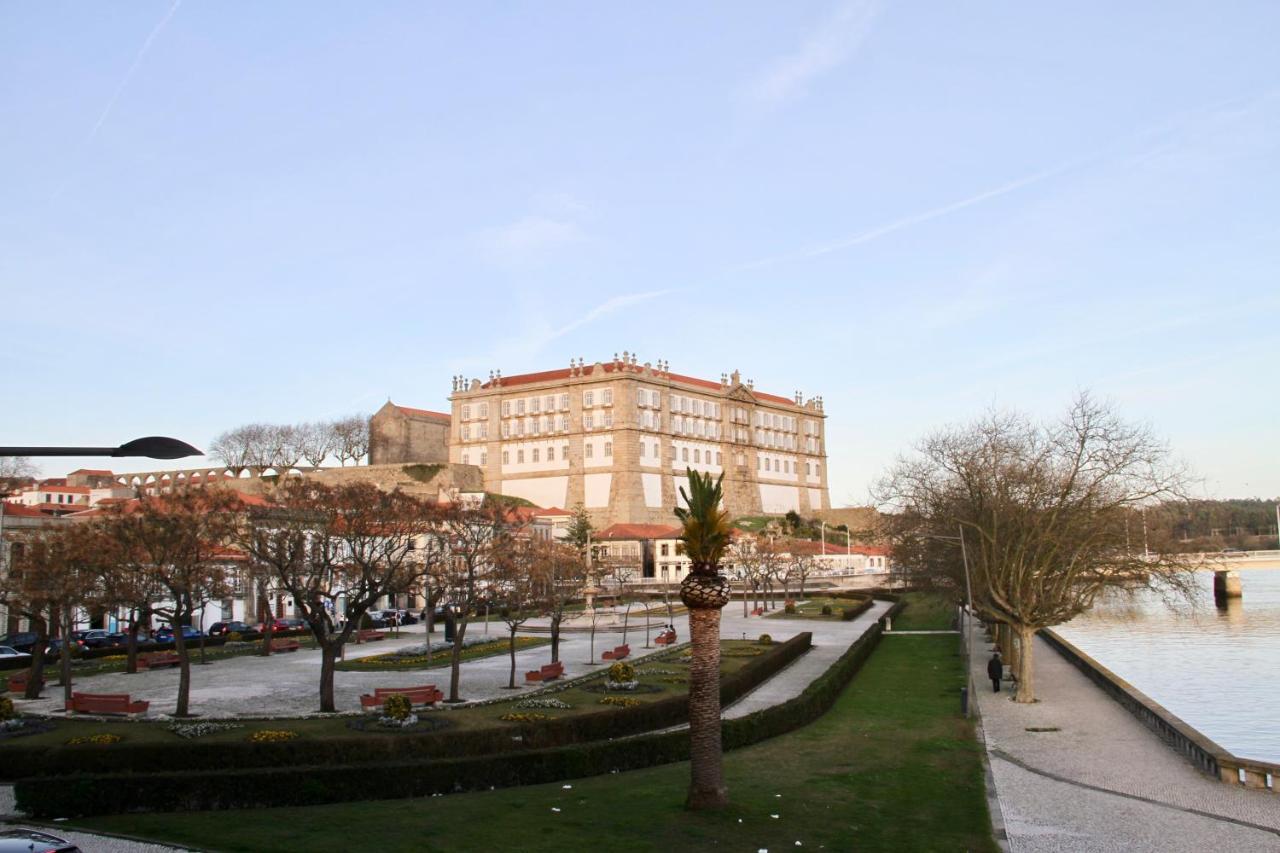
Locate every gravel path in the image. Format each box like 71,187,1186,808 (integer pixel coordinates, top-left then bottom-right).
969,627,1280,852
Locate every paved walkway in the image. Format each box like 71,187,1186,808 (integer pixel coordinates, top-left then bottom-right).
969,627,1280,852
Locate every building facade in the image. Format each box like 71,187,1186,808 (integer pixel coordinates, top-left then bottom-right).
448,355,829,526
369,401,451,465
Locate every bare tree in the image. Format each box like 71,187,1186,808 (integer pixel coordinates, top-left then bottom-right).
0,526,85,700
297,421,335,468
209,425,258,471
239,480,431,712
793,553,817,601
432,499,510,701
533,540,587,664
331,415,370,467
0,456,36,494
107,491,240,717
491,537,538,689
876,393,1196,703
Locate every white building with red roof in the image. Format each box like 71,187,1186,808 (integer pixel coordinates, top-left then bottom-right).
446,355,830,527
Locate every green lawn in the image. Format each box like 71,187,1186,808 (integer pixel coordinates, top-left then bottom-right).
891,591,958,631
763,595,869,620
334,635,550,671
72,634,993,853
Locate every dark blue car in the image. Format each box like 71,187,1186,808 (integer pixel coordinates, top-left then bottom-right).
153,625,205,642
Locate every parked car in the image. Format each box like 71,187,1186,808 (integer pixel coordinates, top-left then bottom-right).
74,629,128,649
208,620,256,637
0,632,38,654
257,617,307,633
0,829,82,853
153,625,205,642
0,646,31,662
44,637,88,655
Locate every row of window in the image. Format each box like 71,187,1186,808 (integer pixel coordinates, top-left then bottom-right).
494,443,613,465
636,442,724,467
500,394,572,418
459,402,490,421
755,411,799,432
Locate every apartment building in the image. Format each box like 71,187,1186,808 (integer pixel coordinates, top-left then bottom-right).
448,355,829,526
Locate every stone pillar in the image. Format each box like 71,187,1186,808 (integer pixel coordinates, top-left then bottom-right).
1213,570,1242,605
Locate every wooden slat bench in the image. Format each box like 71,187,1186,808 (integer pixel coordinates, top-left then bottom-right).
137,651,181,669
270,637,301,653
65,692,149,716
601,643,631,661
6,671,43,694
751,607,764,616
359,685,443,710
654,630,677,645
524,661,565,683
356,629,386,643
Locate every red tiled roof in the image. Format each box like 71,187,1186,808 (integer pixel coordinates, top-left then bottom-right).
534,507,574,517
596,523,683,540
786,538,888,557
392,404,451,422
33,485,91,494
479,364,802,409
39,478,67,487
0,502,54,518
69,469,114,476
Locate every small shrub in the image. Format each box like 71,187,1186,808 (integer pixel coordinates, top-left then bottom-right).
607,661,635,684
0,697,15,721
758,633,773,645
784,603,796,614
226,632,243,643
169,722,243,739
499,712,550,723
248,730,298,743
382,693,413,722
598,696,641,708
66,734,122,746
820,604,833,616
514,698,572,710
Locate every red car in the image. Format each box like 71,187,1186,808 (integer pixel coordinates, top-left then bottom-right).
257,617,307,632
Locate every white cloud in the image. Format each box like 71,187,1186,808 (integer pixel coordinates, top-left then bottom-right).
748,0,879,105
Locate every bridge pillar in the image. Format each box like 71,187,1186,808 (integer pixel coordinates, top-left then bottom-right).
1213,570,1242,605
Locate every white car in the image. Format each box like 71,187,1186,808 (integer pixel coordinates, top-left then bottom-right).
0,645,31,661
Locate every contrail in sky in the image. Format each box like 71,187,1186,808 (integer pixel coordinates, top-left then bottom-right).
739,161,1074,271
85,0,182,145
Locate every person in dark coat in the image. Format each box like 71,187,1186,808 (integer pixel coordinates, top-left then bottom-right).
987,652,1004,693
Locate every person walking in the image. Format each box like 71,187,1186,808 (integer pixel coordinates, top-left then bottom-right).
987,651,1004,693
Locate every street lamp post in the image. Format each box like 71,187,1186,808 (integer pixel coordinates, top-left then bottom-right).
0,436,202,460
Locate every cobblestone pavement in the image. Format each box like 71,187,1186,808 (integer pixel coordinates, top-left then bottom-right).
1,823,194,852
970,628,1280,852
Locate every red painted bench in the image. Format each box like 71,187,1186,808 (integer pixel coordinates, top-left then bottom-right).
525,661,565,683
601,643,631,661
270,638,301,653
751,608,764,616
137,652,180,669
357,629,386,643
6,671,43,693
66,692,149,716
654,630,677,645
359,685,443,710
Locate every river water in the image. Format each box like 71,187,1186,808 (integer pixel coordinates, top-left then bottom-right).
1055,569,1280,764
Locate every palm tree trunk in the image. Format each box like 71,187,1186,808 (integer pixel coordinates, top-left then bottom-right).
685,606,727,809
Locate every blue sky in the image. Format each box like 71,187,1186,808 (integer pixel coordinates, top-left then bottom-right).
3,2,1278,502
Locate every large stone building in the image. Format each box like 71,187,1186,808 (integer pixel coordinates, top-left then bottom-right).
368,401,451,465
447,355,829,526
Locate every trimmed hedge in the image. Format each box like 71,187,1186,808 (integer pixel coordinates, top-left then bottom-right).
839,597,874,621
13,619,901,817
4,633,811,782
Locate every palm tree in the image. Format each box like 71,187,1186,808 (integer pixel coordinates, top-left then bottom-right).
675,468,732,809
